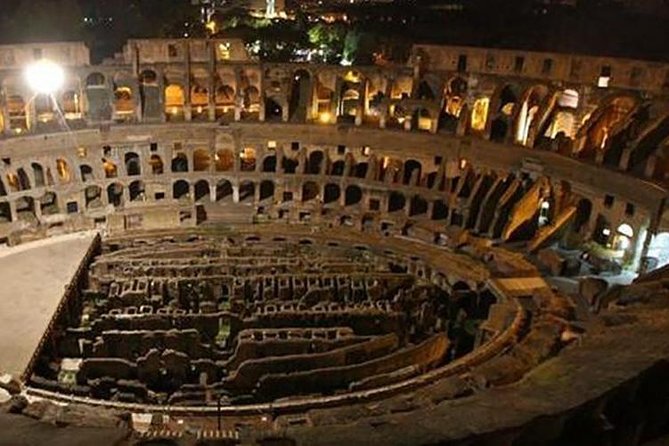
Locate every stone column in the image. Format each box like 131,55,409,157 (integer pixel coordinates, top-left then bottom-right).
33,197,42,221
183,41,192,122
209,183,217,202
310,74,320,121
232,185,240,203
8,200,17,222
208,42,216,121
1,96,11,135
158,67,167,123
234,69,243,121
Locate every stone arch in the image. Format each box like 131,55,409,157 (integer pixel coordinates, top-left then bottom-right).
259,180,274,201
265,97,283,122
139,70,159,117
84,185,103,209
330,160,345,176
440,76,467,132
338,85,360,122
171,152,189,173
215,149,235,171
60,90,82,118
165,84,185,120
388,191,406,212
194,179,210,202
86,72,106,87
470,97,490,132
7,94,27,131
243,86,260,114
139,70,157,85
0,202,10,222
173,180,190,200
193,149,211,172
324,183,341,204
576,95,638,159
56,158,72,183
238,181,255,203
403,159,422,185
113,83,134,117
32,163,46,187
40,191,59,215
16,168,30,190
306,150,324,175
412,108,433,132
262,155,277,173
107,183,124,207
344,185,362,206
240,147,256,172
215,84,235,118
416,79,436,100
490,84,521,142
289,69,311,122
149,155,164,175
125,152,141,176
190,83,209,120
302,181,319,202
353,162,368,179
103,159,118,179
514,85,550,145
129,180,145,201
432,200,449,220
79,164,94,182
216,180,233,202
5,173,19,193
15,196,36,221
409,195,428,216
282,156,299,174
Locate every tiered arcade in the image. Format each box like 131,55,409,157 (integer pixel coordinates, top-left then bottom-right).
0,39,667,445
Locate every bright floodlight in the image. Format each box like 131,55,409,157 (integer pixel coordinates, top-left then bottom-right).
25,59,65,94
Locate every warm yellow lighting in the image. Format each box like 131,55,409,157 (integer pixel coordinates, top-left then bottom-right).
103,160,118,177
470,97,490,131
218,43,231,60
205,20,218,34
56,158,71,182
6,173,18,189
319,112,332,124
343,71,360,83
240,147,256,160
501,102,515,116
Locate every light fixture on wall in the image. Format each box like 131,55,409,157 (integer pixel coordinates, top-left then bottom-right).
25,59,65,94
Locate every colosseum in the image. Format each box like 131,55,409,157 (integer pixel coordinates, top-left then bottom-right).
0,38,667,446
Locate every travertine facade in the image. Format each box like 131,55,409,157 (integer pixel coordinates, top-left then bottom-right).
0,39,668,446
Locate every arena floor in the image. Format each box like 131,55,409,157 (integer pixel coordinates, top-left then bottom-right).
0,232,96,378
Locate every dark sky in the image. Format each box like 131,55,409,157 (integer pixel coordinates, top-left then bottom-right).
0,0,667,62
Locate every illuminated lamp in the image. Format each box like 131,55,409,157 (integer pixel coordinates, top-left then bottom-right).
25,60,65,94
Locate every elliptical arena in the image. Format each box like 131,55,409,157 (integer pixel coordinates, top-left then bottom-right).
0,39,668,446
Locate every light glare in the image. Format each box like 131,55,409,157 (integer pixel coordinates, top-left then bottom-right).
25,60,65,94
